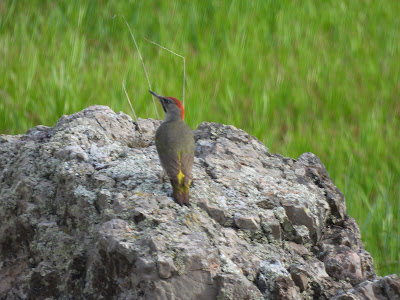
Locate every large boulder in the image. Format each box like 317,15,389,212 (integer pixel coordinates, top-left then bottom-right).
0,105,399,299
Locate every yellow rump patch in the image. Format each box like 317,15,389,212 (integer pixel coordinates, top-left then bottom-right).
176,152,185,185
177,170,185,185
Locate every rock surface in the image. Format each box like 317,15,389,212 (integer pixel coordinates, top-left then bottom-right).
0,105,399,300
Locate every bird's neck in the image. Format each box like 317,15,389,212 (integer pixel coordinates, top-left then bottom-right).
163,111,183,123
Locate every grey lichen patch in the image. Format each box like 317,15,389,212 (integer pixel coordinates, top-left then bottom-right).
258,259,298,298
216,289,233,300
173,254,186,276
73,185,97,206
219,253,241,275
293,225,311,244
274,206,297,241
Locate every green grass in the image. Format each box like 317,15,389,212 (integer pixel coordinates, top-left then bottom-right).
1,1,399,276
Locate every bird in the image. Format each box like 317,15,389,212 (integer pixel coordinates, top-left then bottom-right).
149,90,195,206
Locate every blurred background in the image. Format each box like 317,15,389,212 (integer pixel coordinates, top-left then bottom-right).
0,1,399,276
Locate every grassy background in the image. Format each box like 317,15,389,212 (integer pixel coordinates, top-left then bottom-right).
1,1,399,276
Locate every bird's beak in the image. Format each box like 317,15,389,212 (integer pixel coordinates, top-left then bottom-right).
149,90,162,99
149,90,167,112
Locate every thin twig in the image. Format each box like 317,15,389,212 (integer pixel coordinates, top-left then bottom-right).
122,82,142,132
113,15,159,119
144,38,186,108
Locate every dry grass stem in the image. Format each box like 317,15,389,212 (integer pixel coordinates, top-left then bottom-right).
114,15,159,119
144,38,186,108
122,82,141,132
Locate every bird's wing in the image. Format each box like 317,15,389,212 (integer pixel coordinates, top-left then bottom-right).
180,152,194,185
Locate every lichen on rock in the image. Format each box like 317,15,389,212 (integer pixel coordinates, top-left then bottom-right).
0,105,399,299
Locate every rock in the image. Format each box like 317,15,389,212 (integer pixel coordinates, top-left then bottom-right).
258,259,299,299
289,264,309,292
157,254,178,279
260,209,281,241
0,105,399,299
322,245,364,285
216,273,263,300
332,274,400,300
234,213,260,230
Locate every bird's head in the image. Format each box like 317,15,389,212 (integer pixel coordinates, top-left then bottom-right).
149,90,185,121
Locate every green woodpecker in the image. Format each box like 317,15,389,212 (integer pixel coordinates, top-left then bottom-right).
149,91,195,206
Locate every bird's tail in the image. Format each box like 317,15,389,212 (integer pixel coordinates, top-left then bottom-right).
172,185,190,206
